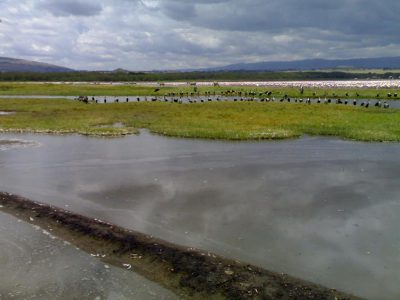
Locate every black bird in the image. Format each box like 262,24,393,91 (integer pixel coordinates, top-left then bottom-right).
353,100,357,105
126,98,129,102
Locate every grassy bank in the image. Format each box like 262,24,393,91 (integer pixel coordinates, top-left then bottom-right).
0,82,399,100
1,98,400,141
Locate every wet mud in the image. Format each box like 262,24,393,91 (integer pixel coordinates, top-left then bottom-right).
0,192,360,300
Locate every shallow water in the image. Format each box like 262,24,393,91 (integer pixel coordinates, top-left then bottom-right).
0,94,399,108
0,132,400,299
0,139,41,151
0,212,177,299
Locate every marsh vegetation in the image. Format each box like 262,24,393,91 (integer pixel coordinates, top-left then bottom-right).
1,98,400,141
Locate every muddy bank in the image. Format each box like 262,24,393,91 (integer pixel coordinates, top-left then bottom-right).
0,192,360,300
0,127,136,137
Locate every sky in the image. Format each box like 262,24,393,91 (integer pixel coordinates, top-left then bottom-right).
0,0,399,71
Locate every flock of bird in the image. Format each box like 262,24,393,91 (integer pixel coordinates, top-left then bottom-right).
76,90,394,109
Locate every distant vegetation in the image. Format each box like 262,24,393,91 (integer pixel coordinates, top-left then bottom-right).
0,82,399,100
1,99,400,141
1,70,400,82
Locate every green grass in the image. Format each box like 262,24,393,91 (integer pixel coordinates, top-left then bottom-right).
0,82,399,100
1,98,400,142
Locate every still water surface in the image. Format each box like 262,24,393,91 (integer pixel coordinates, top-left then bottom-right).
1,95,400,108
0,132,400,299
0,212,177,299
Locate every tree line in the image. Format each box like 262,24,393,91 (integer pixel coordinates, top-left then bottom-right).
0,70,399,82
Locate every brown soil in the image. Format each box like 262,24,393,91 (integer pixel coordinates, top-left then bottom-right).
0,192,362,300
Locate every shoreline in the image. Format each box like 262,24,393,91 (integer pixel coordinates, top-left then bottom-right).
0,192,360,299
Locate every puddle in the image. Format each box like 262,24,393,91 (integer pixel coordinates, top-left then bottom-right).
0,211,178,299
0,111,15,115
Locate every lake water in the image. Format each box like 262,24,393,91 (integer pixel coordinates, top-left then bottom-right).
0,132,399,299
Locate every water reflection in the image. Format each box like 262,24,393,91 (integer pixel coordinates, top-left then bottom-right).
0,132,399,299
1,94,400,108
0,212,177,299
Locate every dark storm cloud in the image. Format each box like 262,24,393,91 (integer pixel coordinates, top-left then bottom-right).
37,0,103,17
157,0,400,38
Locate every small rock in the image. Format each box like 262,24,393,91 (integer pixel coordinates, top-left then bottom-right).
224,269,234,275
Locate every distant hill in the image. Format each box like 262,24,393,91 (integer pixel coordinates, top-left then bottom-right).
0,57,73,73
206,57,400,72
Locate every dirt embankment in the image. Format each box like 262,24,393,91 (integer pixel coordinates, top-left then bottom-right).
0,192,361,300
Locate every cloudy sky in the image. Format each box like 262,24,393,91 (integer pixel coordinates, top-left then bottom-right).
0,0,399,70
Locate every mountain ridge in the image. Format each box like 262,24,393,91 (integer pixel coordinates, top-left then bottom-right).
0,57,73,73
202,56,400,72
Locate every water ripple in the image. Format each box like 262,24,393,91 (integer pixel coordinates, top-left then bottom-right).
0,139,41,151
